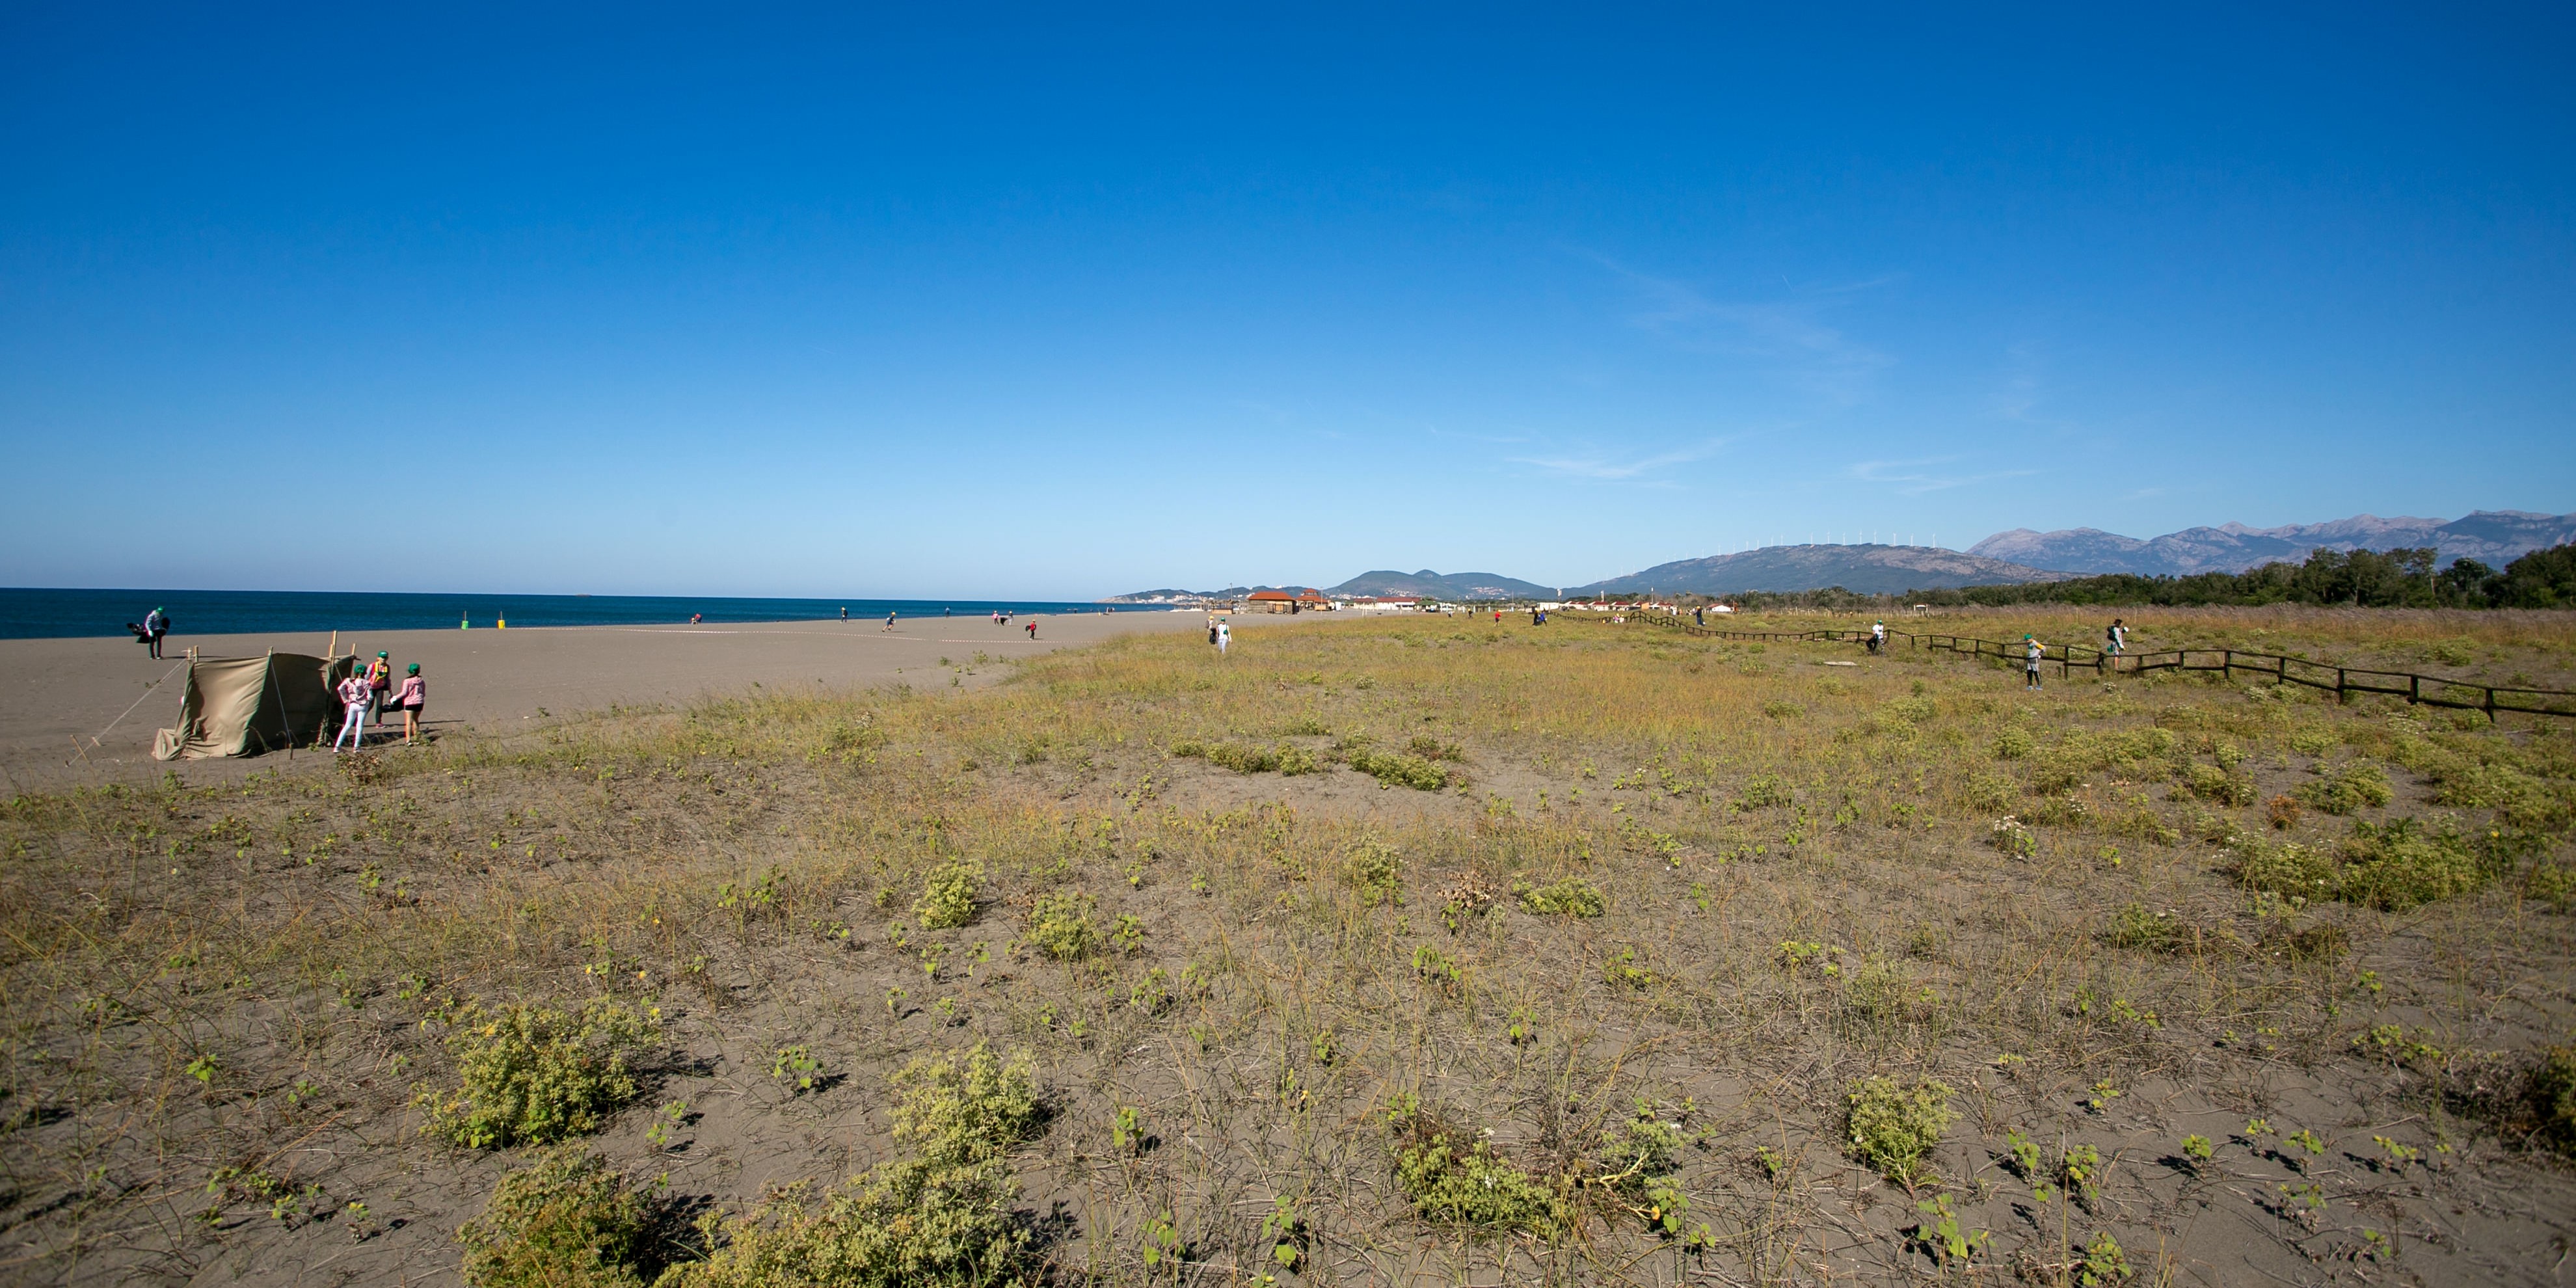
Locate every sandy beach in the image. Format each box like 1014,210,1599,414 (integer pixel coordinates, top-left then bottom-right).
0,608,1273,787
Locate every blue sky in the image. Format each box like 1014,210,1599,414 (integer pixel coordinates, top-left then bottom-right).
3,3,2570,597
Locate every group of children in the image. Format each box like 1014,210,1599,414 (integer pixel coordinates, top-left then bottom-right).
332,651,428,751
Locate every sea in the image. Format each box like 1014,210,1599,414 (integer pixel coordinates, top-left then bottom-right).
0,588,1173,641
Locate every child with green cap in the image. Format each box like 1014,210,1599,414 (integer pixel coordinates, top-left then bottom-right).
396,664,426,744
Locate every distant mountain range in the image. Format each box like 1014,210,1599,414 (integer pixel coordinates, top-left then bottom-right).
1326,569,1561,600
1101,509,2574,602
1969,510,2576,576
1574,546,2070,597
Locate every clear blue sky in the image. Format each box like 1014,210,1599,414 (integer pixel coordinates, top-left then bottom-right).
4,4,2569,598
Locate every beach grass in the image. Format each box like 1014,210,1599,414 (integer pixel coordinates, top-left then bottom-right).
3,608,2573,1285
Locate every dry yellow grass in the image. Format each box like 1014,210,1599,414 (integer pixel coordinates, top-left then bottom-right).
3,611,2572,1286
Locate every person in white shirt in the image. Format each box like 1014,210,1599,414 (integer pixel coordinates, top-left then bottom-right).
1216,622,1231,656
332,669,374,751
2023,636,2045,690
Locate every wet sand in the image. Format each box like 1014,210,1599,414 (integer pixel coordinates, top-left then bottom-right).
0,610,1279,787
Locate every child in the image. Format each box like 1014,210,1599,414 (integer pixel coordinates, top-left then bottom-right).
333,667,374,751
396,663,427,744
2024,636,2045,690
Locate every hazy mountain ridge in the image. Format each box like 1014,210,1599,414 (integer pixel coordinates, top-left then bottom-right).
1970,510,2576,576
1575,545,2072,597
1102,509,2574,602
1324,569,1561,600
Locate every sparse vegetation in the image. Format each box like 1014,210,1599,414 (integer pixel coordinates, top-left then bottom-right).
5,607,2575,1285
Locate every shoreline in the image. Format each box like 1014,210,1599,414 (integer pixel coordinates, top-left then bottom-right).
0,610,1296,788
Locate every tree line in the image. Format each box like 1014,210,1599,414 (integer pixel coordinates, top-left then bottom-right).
1691,544,2576,612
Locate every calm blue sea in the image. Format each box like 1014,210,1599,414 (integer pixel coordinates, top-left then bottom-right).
0,588,1169,641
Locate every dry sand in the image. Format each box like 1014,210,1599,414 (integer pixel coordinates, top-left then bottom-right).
0,609,1345,788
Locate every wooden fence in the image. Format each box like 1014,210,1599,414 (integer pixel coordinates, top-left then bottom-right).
1589,613,2576,721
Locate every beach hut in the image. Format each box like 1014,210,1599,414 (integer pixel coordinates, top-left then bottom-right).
152,652,355,760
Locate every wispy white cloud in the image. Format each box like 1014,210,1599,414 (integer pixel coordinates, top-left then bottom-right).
1585,254,1897,406
1847,456,2038,496
1513,437,1730,482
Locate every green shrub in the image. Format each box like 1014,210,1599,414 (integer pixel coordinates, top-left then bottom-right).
914,863,981,930
2104,903,2226,955
457,1147,656,1288
2538,1043,2576,1158
2525,862,2576,913
2335,816,2491,910
2298,760,2395,815
665,1045,1040,1288
1513,876,1605,917
418,1000,657,1149
2230,835,2335,900
1344,841,1402,906
1345,747,1453,790
1964,773,2015,814
1844,1075,1954,1183
1734,773,1793,811
1026,891,1097,960
1388,1104,1570,1239
2184,762,2257,807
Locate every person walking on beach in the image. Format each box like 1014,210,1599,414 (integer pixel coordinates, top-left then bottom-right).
142,606,169,658
332,666,374,751
396,663,426,745
840,606,848,623
1025,619,1038,640
2023,635,2045,690
884,611,897,632
1216,621,1231,656
2105,619,2127,656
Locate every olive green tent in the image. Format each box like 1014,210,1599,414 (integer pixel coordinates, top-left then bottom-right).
152,652,356,760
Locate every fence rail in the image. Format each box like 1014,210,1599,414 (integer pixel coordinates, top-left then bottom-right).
1587,613,2576,721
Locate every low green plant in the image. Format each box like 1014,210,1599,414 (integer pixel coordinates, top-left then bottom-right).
1513,876,1605,917
455,1147,658,1288
1345,746,1453,790
1602,945,1654,989
2076,1230,2132,1285
1026,891,1097,960
1387,1103,1570,1239
1906,1194,1987,1267
2184,762,2257,807
2103,903,2220,954
1844,1075,1954,1184
418,1000,656,1150
914,863,981,930
1993,727,2035,760
2299,760,2395,815
665,1044,1038,1288
771,1045,824,1093
2336,816,2493,910
1344,842,1402,905
1733,773,1793,811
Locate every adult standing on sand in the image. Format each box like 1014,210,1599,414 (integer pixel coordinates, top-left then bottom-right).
142,606,169,659
396,664,426,745
841,606,848,623
332,667,373,751
2023,635,2045,690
